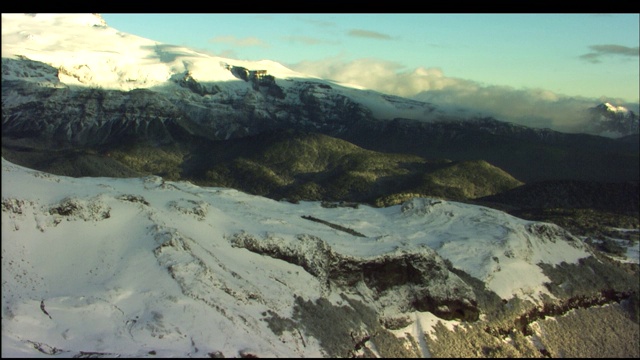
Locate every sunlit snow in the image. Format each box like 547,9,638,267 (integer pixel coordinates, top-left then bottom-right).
1,157,593,357
1,13,459,122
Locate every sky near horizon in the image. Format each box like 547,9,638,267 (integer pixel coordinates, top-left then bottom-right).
100,13,640,104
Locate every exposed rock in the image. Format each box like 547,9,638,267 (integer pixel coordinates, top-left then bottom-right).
48,196,111,221
116,194,150,206
230,66,249,82
171,71,220,96
2,197,33,215
168,199,208,220
229,231,479,322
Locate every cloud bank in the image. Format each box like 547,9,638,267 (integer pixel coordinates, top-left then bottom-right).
580,44,639,63
289,57,639,136
290,58,462,97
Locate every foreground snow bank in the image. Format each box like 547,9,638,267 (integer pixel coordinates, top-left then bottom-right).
1,158,590,357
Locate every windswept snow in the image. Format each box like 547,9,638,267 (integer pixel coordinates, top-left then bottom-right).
1,158,592,357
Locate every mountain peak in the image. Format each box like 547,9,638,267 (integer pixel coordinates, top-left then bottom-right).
602,102,630,114
588,102,639,137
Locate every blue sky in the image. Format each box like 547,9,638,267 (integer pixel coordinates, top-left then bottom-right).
101,14,639,104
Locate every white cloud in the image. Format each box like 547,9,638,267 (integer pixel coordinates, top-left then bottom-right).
580,44,640,63
289,57,466,98
289,57,639,135
415,86,637,133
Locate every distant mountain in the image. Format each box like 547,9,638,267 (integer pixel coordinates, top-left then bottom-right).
2,13,638,185
339,116,639,183
586,102,639,138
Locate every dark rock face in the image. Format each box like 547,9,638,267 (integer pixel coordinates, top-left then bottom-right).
227,65,284,99
337,254,479,321
2,59,373,147
171,72,220,96
230,65,249,82
229,231,479,322
2,81,185,147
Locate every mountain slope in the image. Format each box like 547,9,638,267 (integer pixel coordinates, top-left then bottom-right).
476,180,640,255
339,116,639,183
2,158,638,358
182,130,525,204
2,13,638,184
2,128,525,205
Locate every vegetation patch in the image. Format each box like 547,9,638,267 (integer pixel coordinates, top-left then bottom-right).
536,304,639,358
292,294,420,358
117,194,150,206
538,256,639,301
109,142,185,181
425,320,541,358
197,132,522,205
49,196,111,221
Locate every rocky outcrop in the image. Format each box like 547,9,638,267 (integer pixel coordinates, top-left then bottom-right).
229,231,479,321
1,80,186,146
48,196,111,221
171,71,220,96
229,65,249,82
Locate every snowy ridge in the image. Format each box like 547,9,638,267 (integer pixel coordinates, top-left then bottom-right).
1,13,448,123
1,14,310,89
604,102,630,114
1,157,592,357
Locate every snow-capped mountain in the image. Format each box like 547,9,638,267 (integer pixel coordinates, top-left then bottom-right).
2,13,639,184
587,102,639,138
1,13,460,146
3,157,638,358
